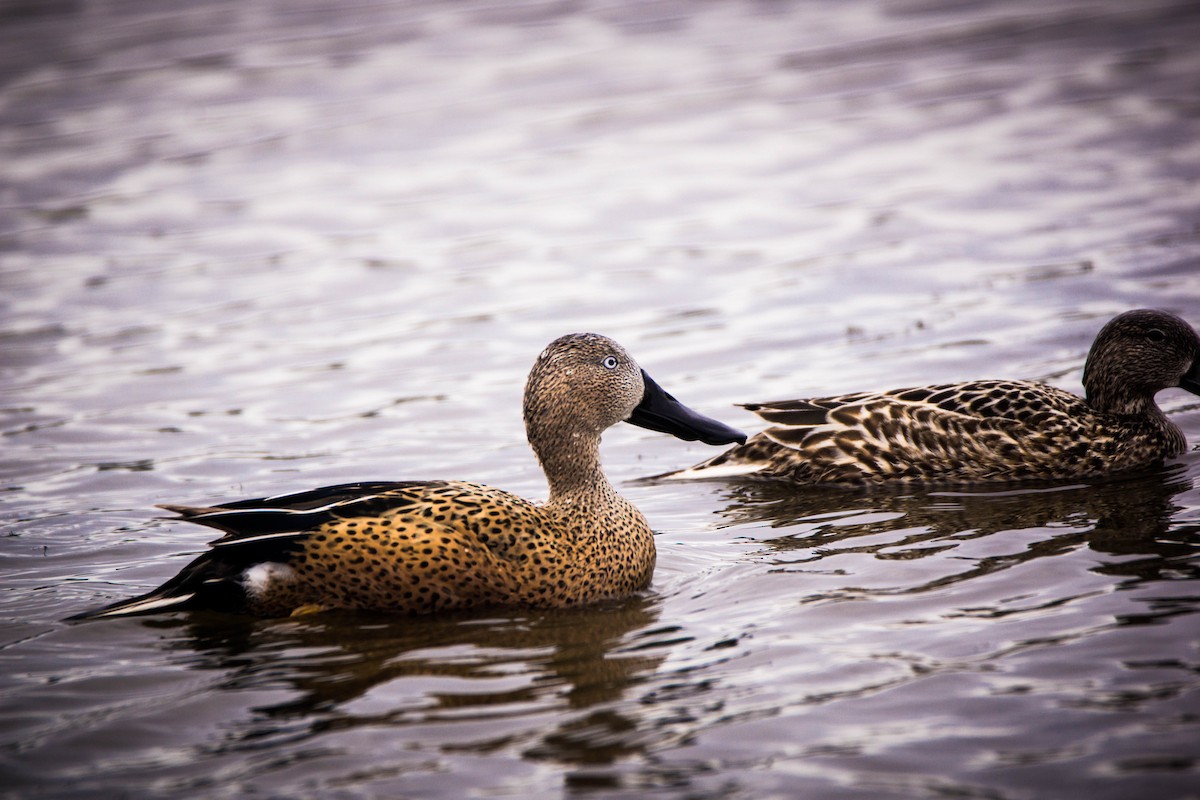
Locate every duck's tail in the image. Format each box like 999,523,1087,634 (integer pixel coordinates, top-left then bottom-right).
66,483,422,621
64,552,247,621
642,442,772,482
64,588,202,621
658,460,769,481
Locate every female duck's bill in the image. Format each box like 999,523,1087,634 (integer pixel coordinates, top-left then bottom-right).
666,309,1200,486
67,333,744,621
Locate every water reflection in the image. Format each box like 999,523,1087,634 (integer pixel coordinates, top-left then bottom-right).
712,465,1196,589
142,596,668,767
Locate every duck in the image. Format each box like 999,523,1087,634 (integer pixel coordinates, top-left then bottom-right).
69,333,746,619
667,309,1200,486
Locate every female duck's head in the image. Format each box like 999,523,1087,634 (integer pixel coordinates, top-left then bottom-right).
523,333,745,487
1083,309,1200,414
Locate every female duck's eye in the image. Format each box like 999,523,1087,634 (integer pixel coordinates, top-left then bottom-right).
602,356,618,369
1147,328,1166,343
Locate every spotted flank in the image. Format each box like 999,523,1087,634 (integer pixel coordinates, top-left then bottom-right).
68,334,745,620
672,309,1200,486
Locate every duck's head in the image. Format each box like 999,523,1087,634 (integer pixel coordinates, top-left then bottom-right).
1083,309,1200,413
524,333,746,447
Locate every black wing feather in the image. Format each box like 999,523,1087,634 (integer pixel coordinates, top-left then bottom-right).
200,481,423,511
161,481,431,540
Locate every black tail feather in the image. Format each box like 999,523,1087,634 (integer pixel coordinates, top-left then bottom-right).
66,553,249,621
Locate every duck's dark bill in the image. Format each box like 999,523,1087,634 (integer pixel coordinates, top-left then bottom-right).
626,370,747,446
1181,359,1200,395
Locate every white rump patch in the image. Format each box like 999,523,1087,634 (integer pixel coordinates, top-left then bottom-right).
242,562,298,598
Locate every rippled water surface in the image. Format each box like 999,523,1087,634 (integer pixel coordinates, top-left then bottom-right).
4,1,1200,797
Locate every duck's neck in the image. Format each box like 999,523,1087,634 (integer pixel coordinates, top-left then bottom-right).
528,420,619,507
1086,386,1160,417
1083,338,1171,417
1085,369,1188,461
1084,368,1163,417
1090,387,1186,457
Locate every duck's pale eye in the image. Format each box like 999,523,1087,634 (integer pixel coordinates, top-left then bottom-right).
602,356,618,369
1147,328,1166,343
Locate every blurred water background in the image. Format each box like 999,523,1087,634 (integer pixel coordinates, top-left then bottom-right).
3,0,1200,797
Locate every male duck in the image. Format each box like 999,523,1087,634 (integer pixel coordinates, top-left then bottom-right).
671,309,1200,485
70,333,745,619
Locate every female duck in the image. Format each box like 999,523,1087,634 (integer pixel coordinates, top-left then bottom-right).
672,309,1200,485
70,333,745,619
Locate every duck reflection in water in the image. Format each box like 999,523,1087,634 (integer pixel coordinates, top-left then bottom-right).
710,464,1197,589
149,596,675,767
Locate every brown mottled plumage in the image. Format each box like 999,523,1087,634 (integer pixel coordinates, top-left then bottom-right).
670,310,1200,486
68,334,745,620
